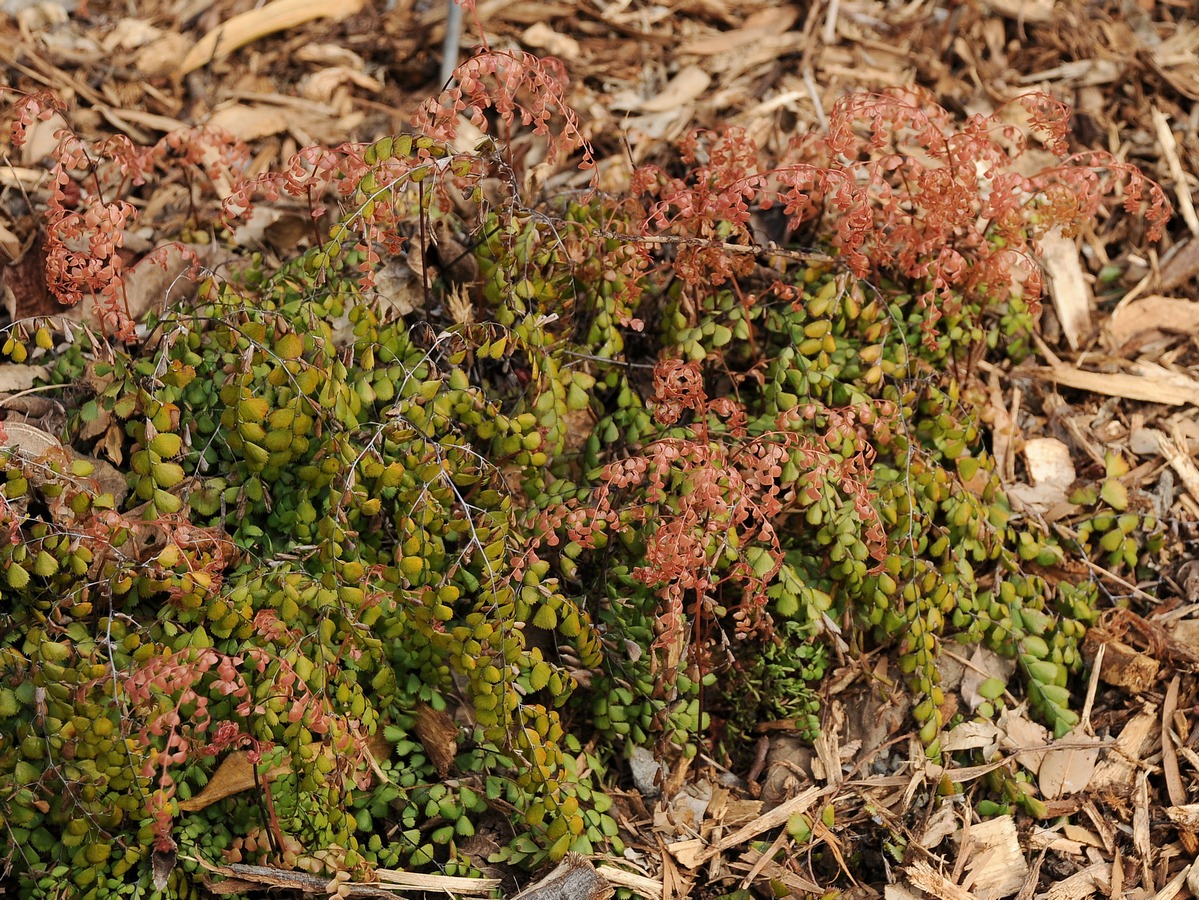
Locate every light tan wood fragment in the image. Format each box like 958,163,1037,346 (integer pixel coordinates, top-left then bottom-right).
905,859,978,900
1152,107,1199,236
637,66,712,113
1158,425,1199,509
679,6,801,54
1024,437,1076,489
521,23,582,61
1134,771,1153,892
1087,636,1159,691
886,886,926,900
178,0,367,76
594,867,662,900
665,838,706,869
1163,677,1187,806
1091,706,1159,789
957,816,1027,899
1151,862,1191,900
1041,228,1091,351
1028,827,1089,855
977,0,1054,21
374,869,501,894
1167,804,1199,830
1033,364,1199,406
1108,296,1199,348
1041,862,1108,900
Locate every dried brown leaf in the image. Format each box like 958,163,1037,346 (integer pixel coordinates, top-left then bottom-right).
0,365,51,394
177,750,287,812
413,700,457,777
1037,729,1101,799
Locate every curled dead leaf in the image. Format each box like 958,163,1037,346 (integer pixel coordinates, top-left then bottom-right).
414,701,458,777
177,750,288,812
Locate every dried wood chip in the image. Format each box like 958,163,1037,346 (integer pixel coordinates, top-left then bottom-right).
678,6,801,55
1107,295,1199,349
1041,228,1091,351
637,65,712,112
1084,634,1159,691
918,802,961,849
732,848,823,894
957,816,1027,900
905,858,979,900
1152,107,1199,236
1162,676,1187,806
1166,804,1199,830
1010,436,1076,513
1028,827,1090,855
1060,823,1104,848
1024,437,1076,489
1150,862,1191,900
299,67,384,104
374,868,500,895
1031,363,1199,407
294,43,366,67
665,837,706,869
1040,862,1108,900
1155,425,1199,510
1134,771,1153,892
594,866,661,900
134,32,192,76
1018,59,1121,86
522,22,582,60
886,886,927,900
208,105,292,142
193,859,397,898
976,0,1054,22
1090,705,1159,790
177,0,367,76
1158,239,1199,293
1150,22,1199,100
